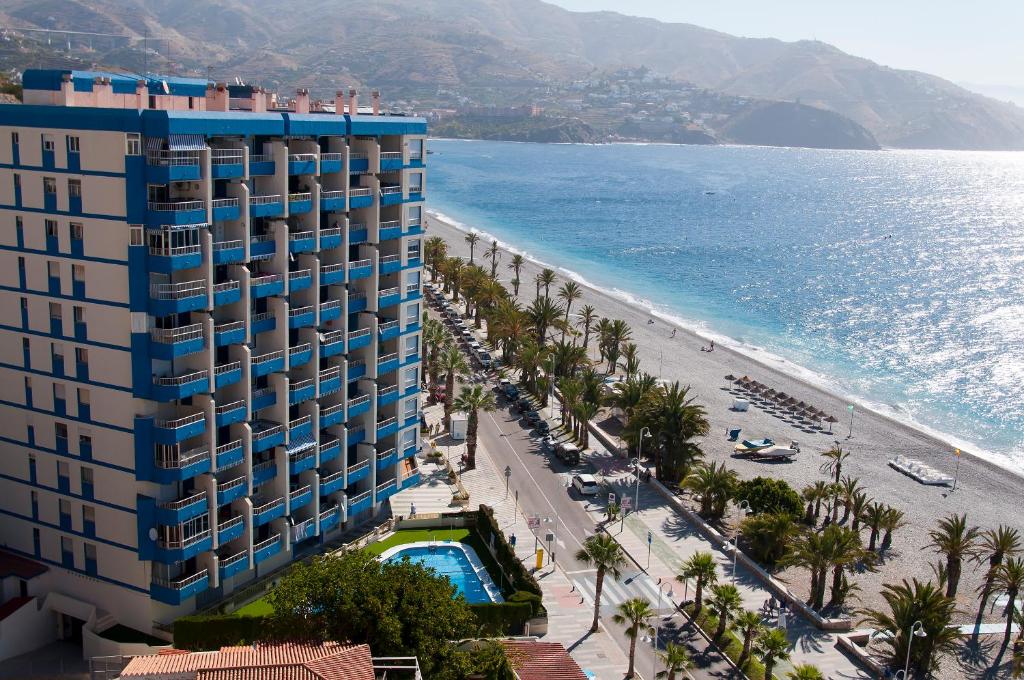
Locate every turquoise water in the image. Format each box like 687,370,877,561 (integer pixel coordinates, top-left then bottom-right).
386,544,495,603
427,140,1024,470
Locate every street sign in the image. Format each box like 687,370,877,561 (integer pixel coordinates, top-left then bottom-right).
647,530,653,544
545,532,554,543
608,492,616,504
527,517,541,529
621,497,632,511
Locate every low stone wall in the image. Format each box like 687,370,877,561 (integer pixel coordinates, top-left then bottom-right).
836,630,885,678
648,478,853,632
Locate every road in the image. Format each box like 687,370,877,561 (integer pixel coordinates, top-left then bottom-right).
477,397,739,680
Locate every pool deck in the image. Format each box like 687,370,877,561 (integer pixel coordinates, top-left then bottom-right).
378,540,504,603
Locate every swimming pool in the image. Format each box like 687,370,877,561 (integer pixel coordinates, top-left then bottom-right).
379,541,504,604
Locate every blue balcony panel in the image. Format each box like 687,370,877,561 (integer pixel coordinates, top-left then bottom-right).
213,283,242,308
215,439,245,469
349,195,373,210
319,230,343,251
320,334,345,358
251,354,285,378
350,228,368,245
147,204,206,228
376,419,399,439
219,552,250,580
380,157,404,172
349,157,369,173
319,439,342,464
348,294,368,314
214,322,246,348
377,451,397,470
152,373,210,402
379,225,402,242
288,159,317,176
146,163,201,184
289,345,313,368
320,471,344,496
250,389,277,413
379,257,402,275
348,428,367,447
319,508,341,532
253,500,285,528
249,159,275,176
252,462,278,487
380,192,403,208
288,198,313,215
252,425,285,454
320,404,344,429
288,234,316,254
347,396,371,419
347,362,367,382
218,519,246,546
348,494,372,516
150,334,204,361
320,157,343,174
400,471,421,489
320,376,342,397
379,292,401,309
253,534,283,562
320,195,345,212
212,201,241,223
377,482,399,502
251,276,285,300
377,387,401,407
150,570,210,605
154,493,208,525
378,357,401,375
348,263,372,281
288,309,316,330
211,161,244,179
378,322,401,342
217,479,248,506
289,488,313,511
320,264,344,286
250,237,276,259
249,197,284,218
251,314,276,336
288,271,313,292
215,364,243,389
152,414,206,445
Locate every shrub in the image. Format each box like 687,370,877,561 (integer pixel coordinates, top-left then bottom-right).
469,598,534,635
685,604,771,680
474,505,542,597
734,477,803,517
173,614,268,650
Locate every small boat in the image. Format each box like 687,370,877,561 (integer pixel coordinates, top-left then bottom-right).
756,444,799,460
734,438,775,453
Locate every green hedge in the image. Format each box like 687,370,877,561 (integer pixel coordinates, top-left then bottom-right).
469,597,534,635
474,505,542,598
174,614,269,651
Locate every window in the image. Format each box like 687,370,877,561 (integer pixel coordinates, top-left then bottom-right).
84,543,97,565
54,383,66,400
404,334,419,355
129,225,143,246
403,398,418,421
75,347,88,366
11,132,18,145
72,264,84,283
405,303,420,325
49,302,62,319
68,179,81,198
73,306,85,324
407,205,422,222
403,366,418,390
45,220,58,237
59,499,71,516
60,536,72,556
125,133,141,156
81,467,93,486
79,433,91,452
13,173,20,190
43,177,56,194
78,388,89,406
52,342,64,361
48,259,59,277
83,506,95,525
55,423,68,441
42,135,55,152
70,223,83,240
409,173,423,191
67,136,80,153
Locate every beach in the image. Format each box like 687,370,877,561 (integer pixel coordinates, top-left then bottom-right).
425,209,1024,623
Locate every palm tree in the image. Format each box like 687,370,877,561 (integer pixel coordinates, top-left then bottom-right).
603,319,632,374
514,341,545,395
975,526,1022,632
682,462,736,520
557,281,583,327
550,339,588,378
780,528,833,611
1014,640,1024,679
802,482,830,525
879,506,907,551
594,318,613,365
862,501,888,551
452,384,496,470
507,254,525,296
787,664,825,680
575,533,627,633
755,628,791,680
858,578,959,675
483,239,501,278
464,231,480,263
824,524,869,608
740,512,799,565
837,475,863,524
574,401,599,449
424,236,447,280
538,268,557,299
819,445,850,485
707,583,742,640
732,609,763,665
613,597,655,679
928,513,982,598
577,304,598,353
635,382,709,481
605,374,657,433
620,342,640,378
526,296,563,344
446,257,466,301
994,558,1024,644
656,642,692,680
439,345,469,423
558,378,583,430
422,318,448,386
847,490,872,532
678,551,718,616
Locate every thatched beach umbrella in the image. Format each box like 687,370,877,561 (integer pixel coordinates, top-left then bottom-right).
725,374,737,387
824,415,838,433
774,392,789,402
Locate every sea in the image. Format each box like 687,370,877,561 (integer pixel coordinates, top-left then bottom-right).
425,139,1024,473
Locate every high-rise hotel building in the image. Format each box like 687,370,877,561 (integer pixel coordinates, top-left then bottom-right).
0,70,426,639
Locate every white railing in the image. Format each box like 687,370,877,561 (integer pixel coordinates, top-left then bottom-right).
289,414,312,430
251,312,273,324
379,253,400,264
378,320,400,334
349,187,372,197
379,220,401,230
252,350,284,366
378,385,398,399
215,361,242,376
218,476,246,494
319,366,341,382
319,504,340,522
252,460,275,475
350,222,367,231
289,304,315,317
288,192,312,202
155,370,208,387
320,227,342,240
253,533,281,551
288,230,314,242
376,479,397,492
320,152,343,162
214,320,245,336
321,330,345,345
348,360,366,373
157,491,206,511
348,328,371,341
407,220,422,229
253,498,284,516
249,153,272,164
349,489,371,504
150,323,203,344
211,197,239,209
321,299,341,312
148,200,204,212
379,287,400,298
321,263,344,276
289,342,312,357
220,550,248,569
155,411,205,430
211,149,244,164
249,194,282,205
290,378,315,393
288,153,317,162
289,485,311,501
250,233,274,244
349,152,369,160
150,279,206,300
348,292,367,303
250,274,283,287
155,445,209,470
377,447,396,460
213,280,240,294
149,243,201,257
409,152,423,161
348,393,370,408
376,416,397,430
289,448,315,465
321,403,344,419
348,459,369,475
215,438,243,456
288,268,312,281
406,283,420,295
153,569,208,591
321,469,344,486
348,425,366,439
213,239,243,251
147,150,201,166
218,515,244,534
292,517,316,541
380,152,402,160
251,386,274,401
349,258,371,269
321,189,345,200
380,185,401,195
215,400,245,416
377,352,399,365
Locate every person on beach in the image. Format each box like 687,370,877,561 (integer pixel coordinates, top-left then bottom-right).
669,329,677,339
710,341,715,351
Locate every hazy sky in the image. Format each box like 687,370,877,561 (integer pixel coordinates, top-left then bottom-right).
547,0,1024,91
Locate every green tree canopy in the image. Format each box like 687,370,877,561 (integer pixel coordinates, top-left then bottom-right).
734,477,803,516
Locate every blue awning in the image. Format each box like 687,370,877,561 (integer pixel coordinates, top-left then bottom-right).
168,134,207,151
286,432,316,455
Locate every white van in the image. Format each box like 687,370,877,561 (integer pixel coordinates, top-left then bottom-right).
572,474,600,496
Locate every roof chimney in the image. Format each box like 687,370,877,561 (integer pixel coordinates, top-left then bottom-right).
58,72,75,106
135,79,149,110
371,89,380,116
335,90,346,115
207,83,230,112
294,88,310,114
348,88,358,116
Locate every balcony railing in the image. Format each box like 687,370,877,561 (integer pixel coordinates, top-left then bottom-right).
155,411,205,430
213,239,243,252
348,328,371,342
321,403,344,419
378,385,398,399
213,280,240,294
147,150,202,166
377,353,399,365
321,152,343,162
349,393,371,408
349,187,372,197
380,152,402,160
252,423,284,442
349,258,371,269
378,447,396,460
253,498,284,516
157,490,206,511
250,274,283,287
349,489,371,504
252,460,275,476
289,485,311,502
376,479,398,492
377,416,398,430
320,227,342,240
214,320,245,336
321,189,345,200
378,287,400,299
319,504,340,521
215,400,245,417
252,533,281,552
149,243,201,257
406,283,420,295
153,569,208,591
211,149,244,164
350,222,367,231
288,192,312,203
379,220,401,230
215,361,242,376
288,268,312,281
251,387,274,401
249,153,272,163
288,153,317,162
348,292,367,304
158,528,211,551
249,194,282,205
220,550,247,569
321,299,341,313
319,366,341,382
154,445,209,470
289,304,315,318
150,279,206,300
149,200,205,212
218,515,244,534
215,438,243,458
321,263,344,276
211,197,240,209
409,151,423,161
218,476,246,495
289,414,312,431
348,459,369,475
290,378,315,394
251,350,285,366
250,233,273,245
321,330,344,346
155,370,208,387
150,323,204,344
379,254,400,265
378,320,400,334
251,311,273,325
380,186,402,195
289,342,312,357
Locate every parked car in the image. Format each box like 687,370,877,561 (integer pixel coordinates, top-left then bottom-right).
505,385,519,400
523,410,540,426
540,435,555,452
555,443,581,465
535,420,550,435
515,397,532,412
572,473,600,496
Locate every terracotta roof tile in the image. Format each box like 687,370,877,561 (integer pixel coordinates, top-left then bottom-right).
501,641,587,680
120,642,373,679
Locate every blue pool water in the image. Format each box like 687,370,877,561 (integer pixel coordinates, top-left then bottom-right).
428,139,1024,470
386,544,496,603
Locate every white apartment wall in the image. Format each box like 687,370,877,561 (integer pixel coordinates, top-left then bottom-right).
0,595,56,662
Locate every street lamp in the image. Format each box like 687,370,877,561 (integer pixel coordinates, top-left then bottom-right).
900,621,927,679
653,581,674,680
731,500,752,583
504,465,512,500
548,354,556,419
634,427,652,512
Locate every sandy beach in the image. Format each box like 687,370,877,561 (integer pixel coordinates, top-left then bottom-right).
425,209,1023,624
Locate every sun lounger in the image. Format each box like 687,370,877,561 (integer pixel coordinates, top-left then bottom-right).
887,456,954,486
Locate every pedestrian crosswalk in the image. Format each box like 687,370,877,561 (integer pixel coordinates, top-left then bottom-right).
571,569,677,614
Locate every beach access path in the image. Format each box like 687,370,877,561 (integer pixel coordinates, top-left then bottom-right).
425,211,1024,623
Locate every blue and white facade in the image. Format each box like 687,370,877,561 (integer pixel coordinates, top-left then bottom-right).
0,70,425,635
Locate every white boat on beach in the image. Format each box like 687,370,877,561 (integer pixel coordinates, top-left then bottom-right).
756,442,800,460
888,455,954,486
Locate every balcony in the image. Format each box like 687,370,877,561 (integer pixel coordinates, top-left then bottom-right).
319,504,341,532
377,447,397,470
150,279,207,316
210,149,244,179
376,478,399,502
217,476,248,506
214,320,245,348
408,151,424,167
155,490,208,525
347,393,371,419
348,489,372,515
249,194,284,218
378,319,400,341
348,258,372,282
348,327,372,351
253,498,285,527
150,323,204,360
380,151,403,171
347,360,367,382
378,286,401,309
320,262,344,286
319,366,343,396
404,283,422,301
400,441,418,460
289,414,314,441
320,402,344,429
377,352,400,375
376,416,399,439
348,426,366,446
251,350,285,378
249,153,275,176
379,220,402,242
153,411,206,444
215,437,244,470
151,568,210,605
288,304,316,329
212,197,241,222
320,330,345,358
289,484,313,511
406,220,424,237
319,437,342,464
379,185,402,207
349,152,370,173
377,384,400,406
289,447,316,475
214,361,242,389
152,369,209,402
320,299,342,323
320,469,344,496
148,241,202,273
289,342,313,368
251,421,285,453
320,189,345,212
379,253,402,275
253,533,283,562
215,399,247,429
251,311,276,336
288,153,317,176
288,268,313,292
251,387,277,413
217,515,246,545
400,471,421,490
288,230,315,254
350,222,368,245
250,233,276,259
348,291,368,314
291,516,317,543
288,192,313,215
250,274,284,299
349,186,373,209
146,150,201,182
219,549,250,580
213,239,245,265
147,200,206,227
252,459,277,486
319,152,343,174
213,280,242,307
153,445,210,483
320,226,343,251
